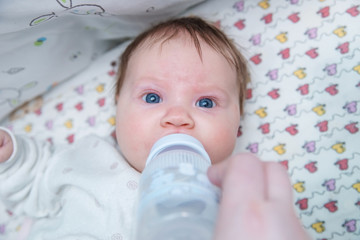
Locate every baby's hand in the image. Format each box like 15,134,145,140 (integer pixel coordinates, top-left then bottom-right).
0,129,14,163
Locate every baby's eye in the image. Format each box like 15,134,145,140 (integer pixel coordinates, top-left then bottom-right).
196,98,216,108
143,93,162,104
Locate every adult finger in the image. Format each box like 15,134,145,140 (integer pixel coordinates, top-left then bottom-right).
211,153,267,239
227,153,265,201
265,162,293,203
209,153,267,203
207,158,228,187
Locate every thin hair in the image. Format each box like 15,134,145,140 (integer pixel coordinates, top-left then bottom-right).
115,16,250,115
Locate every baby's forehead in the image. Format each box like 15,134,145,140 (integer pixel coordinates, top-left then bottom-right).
128,36,238,87
133,32,230,65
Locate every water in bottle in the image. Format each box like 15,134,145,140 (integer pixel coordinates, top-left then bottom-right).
134,134,220,240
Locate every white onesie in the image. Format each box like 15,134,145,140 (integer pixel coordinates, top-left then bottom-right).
0,127,140,240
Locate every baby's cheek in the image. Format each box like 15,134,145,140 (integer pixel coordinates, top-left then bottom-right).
209,135,237,164
122,137,150,173
210,150,232,165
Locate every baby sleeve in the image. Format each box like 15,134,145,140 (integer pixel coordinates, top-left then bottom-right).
0,126,53,216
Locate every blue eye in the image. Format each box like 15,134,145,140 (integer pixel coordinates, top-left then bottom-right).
143,93,161,104
196,98,215,108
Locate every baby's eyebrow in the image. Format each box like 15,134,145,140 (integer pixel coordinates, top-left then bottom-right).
195,85,229,96
132,78,232,99
131,79,165,91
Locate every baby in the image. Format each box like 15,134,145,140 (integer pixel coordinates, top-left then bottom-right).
0,16,309,240
113,16,250,172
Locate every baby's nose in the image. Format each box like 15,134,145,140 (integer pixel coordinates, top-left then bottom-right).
160,106,195,129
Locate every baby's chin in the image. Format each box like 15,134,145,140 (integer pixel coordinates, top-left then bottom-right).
208,149,234,165
125,157,146,173
119,145,148,173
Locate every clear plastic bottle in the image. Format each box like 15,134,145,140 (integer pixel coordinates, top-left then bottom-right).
134,134,220,240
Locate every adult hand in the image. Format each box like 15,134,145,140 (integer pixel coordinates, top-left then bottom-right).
0,129,14,163
208,153,311,240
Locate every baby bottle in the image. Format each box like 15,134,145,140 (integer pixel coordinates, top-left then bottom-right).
134,134,220,240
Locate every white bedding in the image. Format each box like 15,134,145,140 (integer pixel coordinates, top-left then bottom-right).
1,0,360,239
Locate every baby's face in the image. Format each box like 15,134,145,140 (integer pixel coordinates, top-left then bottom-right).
115,36,240,172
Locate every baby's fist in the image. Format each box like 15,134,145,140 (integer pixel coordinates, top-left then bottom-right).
0,129,14,163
